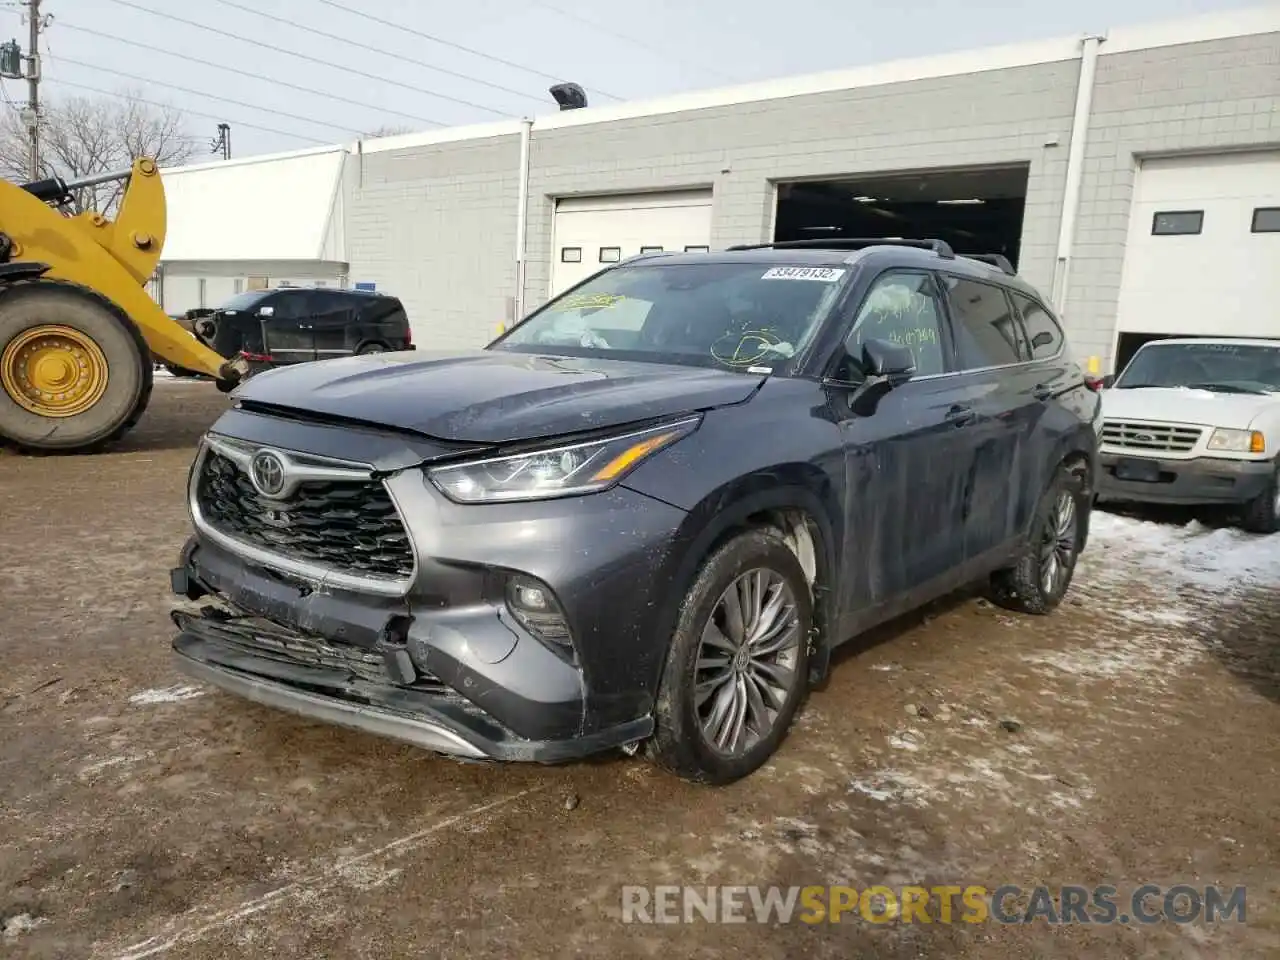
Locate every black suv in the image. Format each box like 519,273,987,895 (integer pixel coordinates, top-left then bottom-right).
170,239,1101,784
199,287,413,368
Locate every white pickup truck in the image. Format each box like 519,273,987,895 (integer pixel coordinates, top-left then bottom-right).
1097,337,1280,533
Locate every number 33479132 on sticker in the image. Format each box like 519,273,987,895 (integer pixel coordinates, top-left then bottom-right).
761,267,846,282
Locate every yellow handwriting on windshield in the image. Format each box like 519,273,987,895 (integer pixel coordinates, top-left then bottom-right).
558,293,627,311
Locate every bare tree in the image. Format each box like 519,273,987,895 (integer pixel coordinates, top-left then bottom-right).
0,89,195,214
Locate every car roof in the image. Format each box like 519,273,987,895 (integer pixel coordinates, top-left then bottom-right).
621,244,1044,300
269,286,383,297
1141,337,1280,348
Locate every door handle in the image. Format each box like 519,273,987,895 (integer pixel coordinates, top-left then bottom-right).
945,404,976,427
1033,383,1053,401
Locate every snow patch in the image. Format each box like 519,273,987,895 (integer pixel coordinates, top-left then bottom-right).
3,913,48,938
1086,512,1280,595
129,685,205,705
887,731,922,752
79,753,149,777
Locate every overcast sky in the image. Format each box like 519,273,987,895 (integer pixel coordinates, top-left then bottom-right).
5,0,1265,160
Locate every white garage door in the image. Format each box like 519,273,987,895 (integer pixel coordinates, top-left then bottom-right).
1116,151,1280,338
550,190,713,296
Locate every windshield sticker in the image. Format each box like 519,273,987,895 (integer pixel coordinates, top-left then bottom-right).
556,293,627,311
761,267,846,282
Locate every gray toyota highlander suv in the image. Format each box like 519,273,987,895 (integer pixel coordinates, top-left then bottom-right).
170,239,1101,784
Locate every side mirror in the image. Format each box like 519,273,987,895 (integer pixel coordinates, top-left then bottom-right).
1102,374,1116,389
1032,331,1054,349
861,338,916,386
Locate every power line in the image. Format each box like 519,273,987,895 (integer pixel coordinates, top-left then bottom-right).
209,0,547,109
49,54,363,137
57,22,445,128
98,0,519,119
47,78,332,146
309,0,624,102
529,2,741,85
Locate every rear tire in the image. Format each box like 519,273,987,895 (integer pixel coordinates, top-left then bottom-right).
986,464,1085,615
0,280,152,453
1239,464,1280,534
649,528,811,785
357,342,388,355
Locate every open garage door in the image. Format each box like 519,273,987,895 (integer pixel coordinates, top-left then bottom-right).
551,190,713,296
1112,150,1280,374
773,164,1028,267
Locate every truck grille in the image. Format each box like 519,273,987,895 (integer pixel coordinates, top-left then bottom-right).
1101,420,1202,454
196,449,414,581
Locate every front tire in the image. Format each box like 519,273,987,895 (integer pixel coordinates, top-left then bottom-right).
1239,465,1280,534
986,464,1085,615
650,528,811,784
0,281,152,453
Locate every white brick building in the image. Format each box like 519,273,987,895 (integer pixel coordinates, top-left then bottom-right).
161,5,1280,374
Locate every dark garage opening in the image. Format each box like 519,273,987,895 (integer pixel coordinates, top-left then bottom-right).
773,165,1030,268
1114,332,1181,377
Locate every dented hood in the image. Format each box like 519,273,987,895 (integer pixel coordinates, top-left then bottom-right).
233,349,767,443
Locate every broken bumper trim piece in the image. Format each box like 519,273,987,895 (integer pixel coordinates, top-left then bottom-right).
173,645,489,759
172,628,654,763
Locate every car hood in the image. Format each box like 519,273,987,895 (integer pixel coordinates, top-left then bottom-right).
233,349,767,443
1102,386,1279,429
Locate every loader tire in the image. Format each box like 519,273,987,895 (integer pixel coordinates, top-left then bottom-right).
0,279,153,454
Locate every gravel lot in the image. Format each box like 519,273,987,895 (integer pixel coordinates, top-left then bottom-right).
2,380,1279,959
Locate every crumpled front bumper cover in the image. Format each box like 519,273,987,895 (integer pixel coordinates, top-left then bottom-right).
170,541,653,763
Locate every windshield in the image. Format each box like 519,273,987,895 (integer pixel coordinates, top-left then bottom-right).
216,290,271,313
491,261,848,371
1115,342,1280,395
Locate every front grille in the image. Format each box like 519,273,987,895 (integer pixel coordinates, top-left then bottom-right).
1101,420,1202,453
196,450,413,581
222,619,391,684
193,612,449,694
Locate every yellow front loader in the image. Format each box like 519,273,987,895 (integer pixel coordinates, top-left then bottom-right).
0,157,247,453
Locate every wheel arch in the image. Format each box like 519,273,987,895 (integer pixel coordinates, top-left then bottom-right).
1055,437,1097,552
650,471,842,690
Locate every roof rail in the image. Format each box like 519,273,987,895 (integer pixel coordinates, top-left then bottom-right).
961,253,1016,275
725,237,956,259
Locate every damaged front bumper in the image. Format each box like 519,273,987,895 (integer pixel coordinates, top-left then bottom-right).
170,537,653,763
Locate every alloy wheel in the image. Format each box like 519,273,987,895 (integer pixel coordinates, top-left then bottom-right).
694,568,802,757
1040,491,1077,595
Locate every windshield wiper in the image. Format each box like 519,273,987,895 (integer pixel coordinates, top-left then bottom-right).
1185,382,1268,395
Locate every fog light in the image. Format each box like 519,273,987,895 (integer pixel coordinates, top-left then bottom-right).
505,574,573,648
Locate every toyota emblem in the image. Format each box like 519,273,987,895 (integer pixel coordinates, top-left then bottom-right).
250,449,288,498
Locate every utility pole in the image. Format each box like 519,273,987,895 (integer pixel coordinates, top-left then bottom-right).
210,122,231,160
24,0,40,180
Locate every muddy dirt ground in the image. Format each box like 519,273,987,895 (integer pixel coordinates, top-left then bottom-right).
2,380,1279,959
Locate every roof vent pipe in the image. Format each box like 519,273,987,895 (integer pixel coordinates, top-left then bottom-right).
1052,33,1106,316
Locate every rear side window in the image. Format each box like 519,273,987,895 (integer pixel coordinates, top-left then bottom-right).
1012,293,1064,360
942,276,1025,369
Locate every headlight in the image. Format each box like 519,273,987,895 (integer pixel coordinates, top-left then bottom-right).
427,416,701,503
1206,428,1265,454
